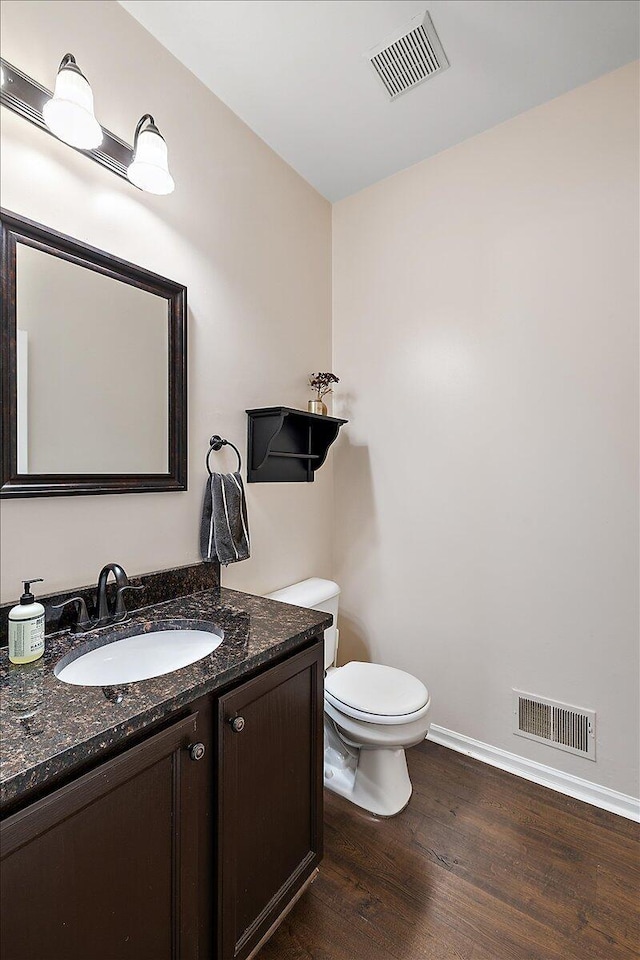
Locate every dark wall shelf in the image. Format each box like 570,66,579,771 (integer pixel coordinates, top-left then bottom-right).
246,407,347,482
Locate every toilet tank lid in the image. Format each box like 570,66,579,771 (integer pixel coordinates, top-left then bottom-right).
266,578,340,608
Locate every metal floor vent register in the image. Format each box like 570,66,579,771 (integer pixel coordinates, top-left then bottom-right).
367,11,450,100
513,690,596,760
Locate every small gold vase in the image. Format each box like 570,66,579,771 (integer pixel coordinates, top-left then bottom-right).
308,399,327,416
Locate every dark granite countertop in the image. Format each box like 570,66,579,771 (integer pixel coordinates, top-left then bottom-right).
0,586,330,812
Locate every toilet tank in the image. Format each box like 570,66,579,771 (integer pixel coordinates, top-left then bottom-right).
266,578,340,670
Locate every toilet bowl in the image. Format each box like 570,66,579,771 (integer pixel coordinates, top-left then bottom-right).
266,579,431,817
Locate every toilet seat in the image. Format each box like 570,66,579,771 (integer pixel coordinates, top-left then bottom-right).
324,662,430,726
325,698,431,749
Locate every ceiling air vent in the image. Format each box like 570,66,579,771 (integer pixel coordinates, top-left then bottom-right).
513,690,596,760
367,11,449,100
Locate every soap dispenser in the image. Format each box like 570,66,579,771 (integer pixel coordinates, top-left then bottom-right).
8,579,45,664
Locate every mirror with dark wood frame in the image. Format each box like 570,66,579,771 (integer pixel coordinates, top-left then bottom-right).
0,208,187,498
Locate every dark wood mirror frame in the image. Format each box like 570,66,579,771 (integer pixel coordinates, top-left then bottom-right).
1,208,187,498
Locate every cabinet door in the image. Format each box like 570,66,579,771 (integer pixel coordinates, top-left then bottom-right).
217,640,324,960
1,712,204,960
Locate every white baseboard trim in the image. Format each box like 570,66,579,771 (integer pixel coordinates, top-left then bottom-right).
427,724,640,823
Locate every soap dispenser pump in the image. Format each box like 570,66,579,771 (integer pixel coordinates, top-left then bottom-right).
8,579,45,664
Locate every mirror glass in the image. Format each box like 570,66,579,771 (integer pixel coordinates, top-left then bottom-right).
15,243,169,475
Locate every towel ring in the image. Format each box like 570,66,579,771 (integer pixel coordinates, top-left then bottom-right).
206,435,242,476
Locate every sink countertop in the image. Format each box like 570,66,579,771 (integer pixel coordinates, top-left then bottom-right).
0,586,330,812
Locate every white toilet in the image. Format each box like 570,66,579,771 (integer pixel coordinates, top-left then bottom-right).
266,578,431,817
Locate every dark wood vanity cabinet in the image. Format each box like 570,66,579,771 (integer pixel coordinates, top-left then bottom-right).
0,710,208,960
0,639,324,960
217,642,324,959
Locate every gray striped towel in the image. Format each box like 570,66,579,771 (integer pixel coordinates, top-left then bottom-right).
200,471,250,565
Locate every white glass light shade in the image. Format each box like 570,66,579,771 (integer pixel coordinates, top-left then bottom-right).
42,64,102,149
127,123,175,195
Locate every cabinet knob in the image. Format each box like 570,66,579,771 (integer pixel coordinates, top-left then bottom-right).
189,742,206,761
230,716,245,733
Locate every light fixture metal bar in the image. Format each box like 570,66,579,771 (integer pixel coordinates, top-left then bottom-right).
0,58,134,182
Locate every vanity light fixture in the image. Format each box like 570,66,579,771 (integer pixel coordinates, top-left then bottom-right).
127,114,175,195
0,55,175,195
42,53,103,150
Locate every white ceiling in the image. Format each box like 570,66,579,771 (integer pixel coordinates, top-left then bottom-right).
119,0,639,201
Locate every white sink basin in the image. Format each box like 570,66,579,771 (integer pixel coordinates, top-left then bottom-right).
54,625,224,686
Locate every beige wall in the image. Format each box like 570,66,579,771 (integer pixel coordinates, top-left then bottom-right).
0,0,332,600
332,63,639,797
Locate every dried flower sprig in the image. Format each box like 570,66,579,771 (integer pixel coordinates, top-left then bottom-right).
309,372,339,401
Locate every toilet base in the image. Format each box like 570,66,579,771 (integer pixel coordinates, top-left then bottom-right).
324,718,413,817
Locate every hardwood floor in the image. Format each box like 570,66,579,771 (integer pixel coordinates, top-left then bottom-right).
261,740,640,960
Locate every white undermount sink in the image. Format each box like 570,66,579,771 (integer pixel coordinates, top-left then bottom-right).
54,624,224,687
